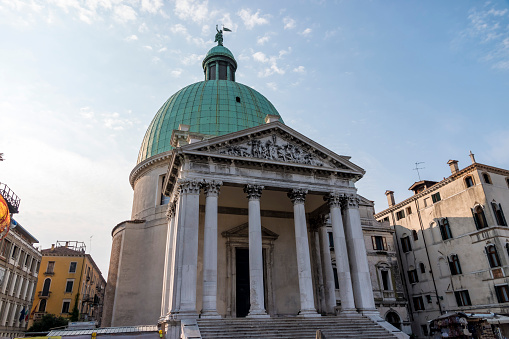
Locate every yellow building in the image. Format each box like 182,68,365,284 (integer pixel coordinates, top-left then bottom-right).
28,241,105,328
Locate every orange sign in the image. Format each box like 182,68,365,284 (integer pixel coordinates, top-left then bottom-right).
0,194,10,239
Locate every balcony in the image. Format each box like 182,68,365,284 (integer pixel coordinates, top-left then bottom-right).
38,291,51,299
0,182,20,214
44,271,55,276
33,312,46,321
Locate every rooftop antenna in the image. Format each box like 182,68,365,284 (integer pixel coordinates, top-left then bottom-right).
89,235,93,254
413,162,425,181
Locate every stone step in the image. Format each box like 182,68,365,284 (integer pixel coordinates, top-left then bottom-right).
197,316,398,339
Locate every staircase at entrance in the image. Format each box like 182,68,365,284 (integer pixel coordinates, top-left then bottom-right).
197,315,403,338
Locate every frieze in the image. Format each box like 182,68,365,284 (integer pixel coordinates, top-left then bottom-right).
218,134,325,167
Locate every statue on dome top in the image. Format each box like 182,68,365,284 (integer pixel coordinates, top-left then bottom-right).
215,25,232,46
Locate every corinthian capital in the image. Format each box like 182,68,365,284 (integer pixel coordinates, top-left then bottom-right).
177,179,201,195
244,184,264,200
324,192,343,208
288,189,308,204
342,194,360,209
202,180,222,197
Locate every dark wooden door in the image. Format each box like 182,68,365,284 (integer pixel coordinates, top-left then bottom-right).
236,248,250,317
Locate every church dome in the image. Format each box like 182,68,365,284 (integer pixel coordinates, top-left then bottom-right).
136,44,283,164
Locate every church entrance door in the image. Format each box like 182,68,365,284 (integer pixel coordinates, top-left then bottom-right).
235,248,250,317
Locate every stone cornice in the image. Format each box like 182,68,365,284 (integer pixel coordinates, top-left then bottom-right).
129,151,174,188
111,219,145,237
374,162,504,218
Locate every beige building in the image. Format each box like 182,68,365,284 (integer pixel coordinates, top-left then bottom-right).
375,154,509,338
0,221,41,338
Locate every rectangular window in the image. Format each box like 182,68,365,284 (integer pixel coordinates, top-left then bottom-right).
406,207,412,215
401,236,412,253
69,262,77,273
423,197,430,207
396,210,405,220
413,296,425,311
372,236,387,251
24,254,30,267
332,267,339,290
46,261,55,274
455,290,472,306
408,269,419,284
0,239,11,257
432,192,441,203
495,285,509,303
11,245,18,259
449,255,462,275
328,232,334,250
439,218,453,240
0,267,5,288
61,300,71,314
65,279,74,293
381,270,390,290
160,175,170,206
426,295,432,303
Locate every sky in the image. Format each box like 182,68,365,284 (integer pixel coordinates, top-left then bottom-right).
1,0,509,276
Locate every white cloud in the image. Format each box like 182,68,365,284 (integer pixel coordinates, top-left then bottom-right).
237,8,269,29
102,112,135,130
141,0,163,14
171,69,183,77
300,28,312,37
202,24,210,36
170,24,205,46
181,53,204,66
174,0,213,23
124,34,138,42
293,65,305,73
252,49,290,77
144,45,153,50
114,4,137,23
257,34,270,45
158,47,167,53
252,52,268,63
138,23,149,32
266,82,277,91
283,16,296,30
80,107,95,120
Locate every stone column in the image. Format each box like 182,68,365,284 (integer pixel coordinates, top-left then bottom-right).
324,193,356,313
201,180,222,319
318,223,337,314
177,179,201,318
161,201,177,320
309,218,325,314
288,189,320,317
342,194,377,314
243,184,269,318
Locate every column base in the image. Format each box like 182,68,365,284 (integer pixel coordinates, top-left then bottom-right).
247,310,270,318
200,311,222,319
298,309,321,317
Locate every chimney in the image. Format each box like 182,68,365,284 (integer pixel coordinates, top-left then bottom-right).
447,160,459,174
385,190,395,207
265,114,280,124
51,244,55,251
469,151,476,164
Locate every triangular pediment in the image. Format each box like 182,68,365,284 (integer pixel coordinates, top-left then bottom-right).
221,223,279,240
178,122,365,176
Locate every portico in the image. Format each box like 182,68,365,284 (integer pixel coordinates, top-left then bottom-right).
159,122,377,324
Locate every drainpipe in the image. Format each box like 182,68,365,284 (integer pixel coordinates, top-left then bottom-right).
414,199,443,315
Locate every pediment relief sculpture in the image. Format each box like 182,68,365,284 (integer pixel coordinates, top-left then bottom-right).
216,134,328,167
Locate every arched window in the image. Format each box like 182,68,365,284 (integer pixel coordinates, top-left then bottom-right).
386,311,401,330
465,176,474,188
448,254,462,275
439,218,453,240
491,202,507,226
42,278,51,296
38,299,47,312
483,173,492,184
472,205,488,229
486,245,501,268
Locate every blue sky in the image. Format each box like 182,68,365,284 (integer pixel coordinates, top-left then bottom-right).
1,0,509,274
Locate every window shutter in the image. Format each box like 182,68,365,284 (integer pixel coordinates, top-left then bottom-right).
448,259,454,274
471,208,480,230
465,291,471,305
500,204,507,226
445,218,452,238
492,202,499,225
457,256,462,274
372,236,376,250
454,292,462,306
383,237,388,251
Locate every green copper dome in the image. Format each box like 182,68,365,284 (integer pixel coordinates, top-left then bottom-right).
137,80,283,164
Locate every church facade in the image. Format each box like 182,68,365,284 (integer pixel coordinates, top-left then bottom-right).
101,40,408,338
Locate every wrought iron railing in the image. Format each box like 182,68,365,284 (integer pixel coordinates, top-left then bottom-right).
0,182,20,214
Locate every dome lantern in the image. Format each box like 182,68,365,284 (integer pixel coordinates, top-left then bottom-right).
202,26,237,81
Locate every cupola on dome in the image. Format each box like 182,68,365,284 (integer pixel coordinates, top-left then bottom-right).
137,40,284,164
